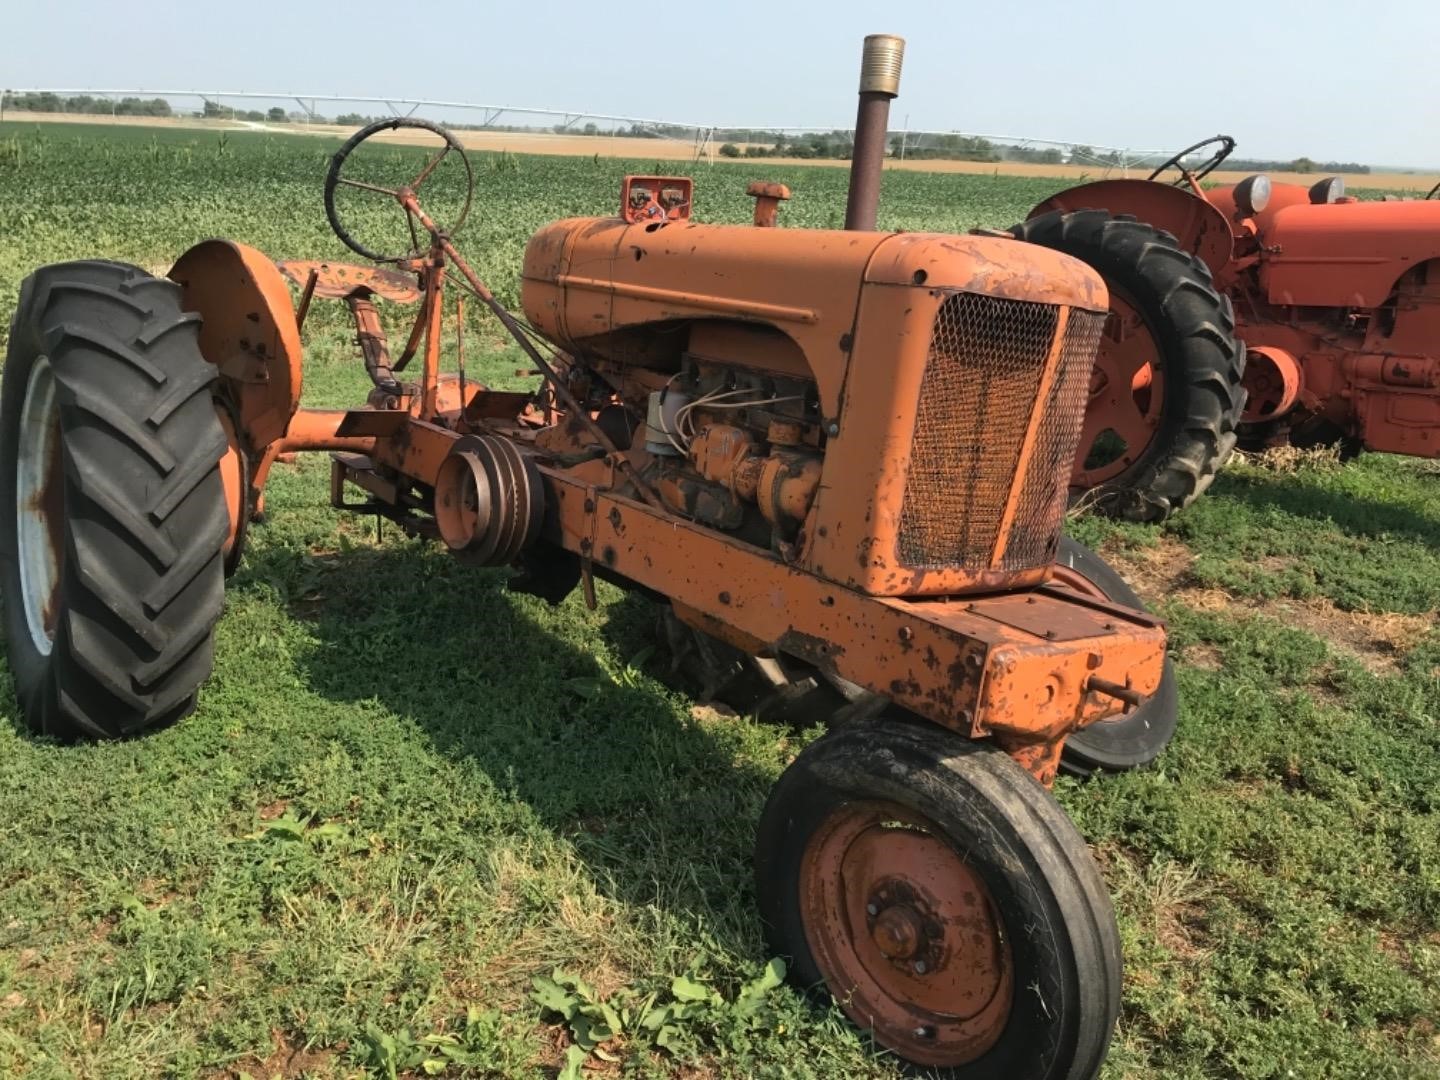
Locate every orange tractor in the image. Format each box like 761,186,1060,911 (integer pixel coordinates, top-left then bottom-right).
0,37,1169,1076
1015,136,1440,520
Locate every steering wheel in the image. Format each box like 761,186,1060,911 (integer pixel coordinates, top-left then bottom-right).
1147,135,1236,186
324,117,474,263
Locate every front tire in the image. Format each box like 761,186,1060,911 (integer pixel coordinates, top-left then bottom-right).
755,719,1123,1078
0,261,228,739
1010,209,1246,522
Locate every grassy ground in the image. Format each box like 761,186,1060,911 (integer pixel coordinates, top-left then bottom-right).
0,122,1437,1079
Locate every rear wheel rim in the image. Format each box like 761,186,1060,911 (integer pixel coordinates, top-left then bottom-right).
16,355,64,658
215,404,246,562
799,800,1013,1067
1073,292,1165,488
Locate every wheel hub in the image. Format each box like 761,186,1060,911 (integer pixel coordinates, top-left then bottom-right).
870,894,926,961
16,355,64,657
799,801,1014,1067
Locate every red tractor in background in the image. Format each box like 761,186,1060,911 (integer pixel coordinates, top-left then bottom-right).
1015,136,1440,520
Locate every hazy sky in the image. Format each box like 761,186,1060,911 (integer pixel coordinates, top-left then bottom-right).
6,0,1437,166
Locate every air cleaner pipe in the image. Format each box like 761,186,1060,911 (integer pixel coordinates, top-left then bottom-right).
844,34,904,231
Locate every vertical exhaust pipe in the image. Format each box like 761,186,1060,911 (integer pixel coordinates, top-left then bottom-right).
844,34,905,231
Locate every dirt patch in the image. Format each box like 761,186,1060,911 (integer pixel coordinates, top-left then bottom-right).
224,1028,334,1079
1181,643,1224,671
1099,534,1433,673
1269,598,1432,674
1101,536,1196,605
1243,444,1344,474
1160,576,1434,675
1096,845,1213,972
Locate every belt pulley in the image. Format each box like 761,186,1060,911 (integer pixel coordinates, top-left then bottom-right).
434,435,545,563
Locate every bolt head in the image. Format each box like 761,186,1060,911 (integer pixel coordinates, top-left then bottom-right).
913,959,927,974
866,903,878,916
826,422,840,437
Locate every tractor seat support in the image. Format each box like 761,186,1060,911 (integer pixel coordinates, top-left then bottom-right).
277,259,423,305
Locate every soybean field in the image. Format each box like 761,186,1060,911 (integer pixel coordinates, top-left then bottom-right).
0,121,1437,1080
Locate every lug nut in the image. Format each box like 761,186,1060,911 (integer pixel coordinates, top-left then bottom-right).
866,903,878,916
913,959,927,974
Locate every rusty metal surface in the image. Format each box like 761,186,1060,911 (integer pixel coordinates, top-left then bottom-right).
516,469,1167,774
845,93,893,231
521,221,1106,436
746,182,791,228
277,260,423,304
434,435,544,560
845,36,904,230
169,240,303,456
1006,309,1104,561
621,176,693,224
215,404,247,566
798,800,1011,1067
805,268,1107,597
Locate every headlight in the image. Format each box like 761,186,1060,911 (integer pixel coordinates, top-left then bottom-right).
1234,174,1272,216
1308,177,1345,204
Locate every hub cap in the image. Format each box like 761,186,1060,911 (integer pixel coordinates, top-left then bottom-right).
799,801,1013,1067
16,356,64,657
1073,293,1165,488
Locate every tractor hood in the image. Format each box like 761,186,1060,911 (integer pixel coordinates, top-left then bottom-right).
1259,198,1440,307
521,218,1106,421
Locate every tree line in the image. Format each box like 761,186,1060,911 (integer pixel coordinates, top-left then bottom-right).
2,92,173,117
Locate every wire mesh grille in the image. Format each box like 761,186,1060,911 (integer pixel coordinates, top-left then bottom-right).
1002,309,1107,569
898,293,1059,569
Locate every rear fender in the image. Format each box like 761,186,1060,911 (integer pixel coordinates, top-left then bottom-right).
1029,179,1234,273
168,239,303,457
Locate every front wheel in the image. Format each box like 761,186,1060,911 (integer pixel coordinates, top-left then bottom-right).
755,719,1122,1078
0,261,229,739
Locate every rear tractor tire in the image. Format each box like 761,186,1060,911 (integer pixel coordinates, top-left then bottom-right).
0,261,229,739
755,718,1123,1078
1010,209,1246,522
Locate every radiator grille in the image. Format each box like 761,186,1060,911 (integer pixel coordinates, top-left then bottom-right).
897,295,1102,572
1002,309,1107,568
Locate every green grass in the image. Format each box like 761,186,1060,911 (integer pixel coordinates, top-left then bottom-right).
1,122,1438,1079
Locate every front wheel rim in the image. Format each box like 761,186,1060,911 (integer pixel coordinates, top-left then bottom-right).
799,800,1014,1067
16,355,64,658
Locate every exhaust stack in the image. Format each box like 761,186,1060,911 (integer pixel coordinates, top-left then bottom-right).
844,34,905,231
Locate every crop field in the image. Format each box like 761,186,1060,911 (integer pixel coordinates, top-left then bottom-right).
0,121,1437,1080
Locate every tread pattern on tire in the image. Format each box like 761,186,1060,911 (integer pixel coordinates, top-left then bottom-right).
755,721,1122,1079
4,261,227,739
1010,209,1247,522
